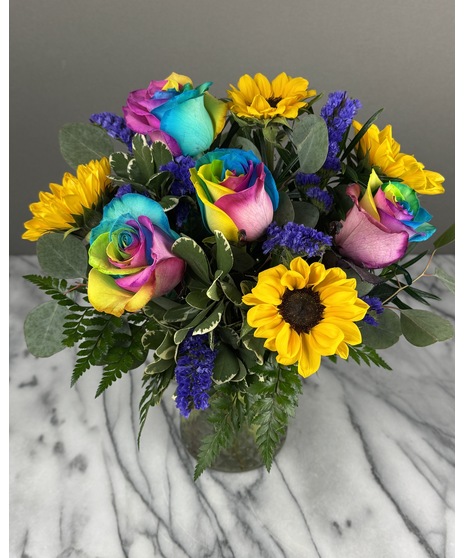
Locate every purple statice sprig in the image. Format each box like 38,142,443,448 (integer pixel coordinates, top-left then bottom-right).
305,186,334,214
361,296,385,326
160,156,196,196
320,91,362,172
174,333,217,418
263,222,332,259
90,112,135,152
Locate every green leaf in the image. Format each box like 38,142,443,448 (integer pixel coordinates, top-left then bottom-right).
37,233,88,278
250,364,302,471
433,267,455,294
24,301,68,357
358,308,401,349
144,358,173,375
400,309,454,347
273,192,295,226
231,136,262,160
132,134,155,183
158,196,179,211
172,236,211,284
155,331,176,360
186,290,211,309
292,201,319,228
109,151,131,179
212,344,239,384
214,230,234,276
59,123,115,168
433,224,455,250
146,171,172,191
220,280,243,305
151,141,173,169
193,388,239,480
192,302,225,335
293,113,329,173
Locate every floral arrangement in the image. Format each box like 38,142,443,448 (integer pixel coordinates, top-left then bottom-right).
22,71,454,479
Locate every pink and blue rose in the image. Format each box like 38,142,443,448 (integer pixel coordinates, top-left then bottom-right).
189,148,280,242
122,72,228,158
88,193,185,317
335,170,436,268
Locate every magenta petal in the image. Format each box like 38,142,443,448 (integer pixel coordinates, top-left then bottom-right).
335,205,409,268
116,265,156,293
153,257,186,297
377,208,415,238
222,162,254,192
215,165,273,241
374,189,412,222
123,106,161,135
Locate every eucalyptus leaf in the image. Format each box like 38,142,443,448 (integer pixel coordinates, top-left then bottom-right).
433,224,455,250
292,201,319,228
59,123,115,169
433,267,455,294
293,114,328,173
231,136,262,160
358,308,401,349
400,309,454,347
37,233,88,278
273,192,295,226
24,301,69,357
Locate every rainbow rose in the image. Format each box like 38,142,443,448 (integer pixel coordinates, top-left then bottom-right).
122,72,228,157
189,148,279,242
334,170,436,268
88,193,185,317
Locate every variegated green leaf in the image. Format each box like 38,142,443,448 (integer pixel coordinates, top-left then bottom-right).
214,230,234,275
172,236,211,284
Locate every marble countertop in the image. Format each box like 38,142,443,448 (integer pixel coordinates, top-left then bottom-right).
9,254,455,558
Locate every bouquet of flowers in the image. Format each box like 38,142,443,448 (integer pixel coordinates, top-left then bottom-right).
22,71,454,479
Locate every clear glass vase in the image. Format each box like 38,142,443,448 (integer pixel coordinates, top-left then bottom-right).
179,407,287,473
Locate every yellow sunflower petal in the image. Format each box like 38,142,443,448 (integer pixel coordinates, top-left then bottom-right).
308,322,344,356
275,322,301,362
298,333,322,377
247,304,280,327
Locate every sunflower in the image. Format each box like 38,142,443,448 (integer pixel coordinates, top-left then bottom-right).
242,257,369,377
22,157,112,241
353,121,445,195
227,72,316,120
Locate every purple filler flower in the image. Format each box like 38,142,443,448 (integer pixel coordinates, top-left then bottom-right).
160,156,196,196
320,91,362,172
361,295,384,326
305,186,334,214
175,333,217,418
90,112,135,151
263,222,332,258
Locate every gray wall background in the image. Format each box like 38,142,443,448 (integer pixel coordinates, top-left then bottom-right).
10,0,455,255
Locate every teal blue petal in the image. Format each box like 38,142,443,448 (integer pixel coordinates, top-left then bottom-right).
159,95,214,156
408,222,437,242
90,194,176,243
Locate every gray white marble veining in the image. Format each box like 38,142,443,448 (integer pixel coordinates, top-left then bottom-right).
9,255,455,558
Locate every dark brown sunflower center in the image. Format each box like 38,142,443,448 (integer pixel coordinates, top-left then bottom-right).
278,287,324,334
267,96,282,108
